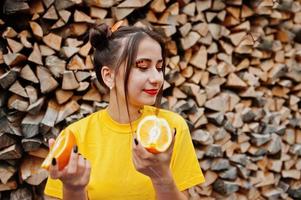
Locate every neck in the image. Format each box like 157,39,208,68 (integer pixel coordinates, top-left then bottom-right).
107,93,142,124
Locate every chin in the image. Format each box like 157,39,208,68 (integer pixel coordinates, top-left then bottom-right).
135,98,157,107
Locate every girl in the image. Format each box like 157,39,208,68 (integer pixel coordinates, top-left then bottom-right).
44,23,205,200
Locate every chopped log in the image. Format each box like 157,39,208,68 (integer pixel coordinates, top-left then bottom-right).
29,21,43,39
62,71,79,90
56,100,80,123
0,70,17,89
82,85,102,102
8,95,29,112
36,66,59,93
27,97,44,115
36,46,53,57
150,0,166,12
20,155,48,185
183,2,196,17
9,81,28,98
45,55,66,78
0,180,17,192
228,32,247,46
28,43,43,65
74,10,94,23
0,163,16,184
0,144,22,160
20,65,39,84
226,73,248,88
6,38,23,53
55,89,73,104
3,0,29,14
25,86,38,104
58,10,72,23
189,46,207,69
206,12,217,22
0,133,16,150
65,38,83,47
112,7,135,20
21,138,42,152
2,27,18,38
180,31,201,50
208,23,222,40
43,5,58,20
41,100,60,127
42,33,62,51
75,71,91,82
21,113,44,138
67,54,87,70
28,147,48,159
90,7,107,19
77,81,90,92
61,46,79,58
30,0,45,14
3,53,27,66
205,94,227,112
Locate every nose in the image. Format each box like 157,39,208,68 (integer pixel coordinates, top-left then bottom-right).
149,67,163,85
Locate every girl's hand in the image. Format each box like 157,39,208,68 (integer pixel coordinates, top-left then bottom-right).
132,129,176,184
48,139,91,191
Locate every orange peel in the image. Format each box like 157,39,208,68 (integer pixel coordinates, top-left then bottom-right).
41,130,76,170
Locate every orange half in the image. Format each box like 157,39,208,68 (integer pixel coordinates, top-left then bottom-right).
137,115,172,154
41,130,76,170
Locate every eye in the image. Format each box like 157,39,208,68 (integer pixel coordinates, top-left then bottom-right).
156,63,163,71
135,60,149,71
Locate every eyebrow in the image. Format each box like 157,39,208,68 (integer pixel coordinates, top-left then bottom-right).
136,58,163,63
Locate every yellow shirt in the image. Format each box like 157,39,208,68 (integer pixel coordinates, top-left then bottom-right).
44,105,205,199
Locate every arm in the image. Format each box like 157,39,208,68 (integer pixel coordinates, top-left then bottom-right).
63,187,88,200
151,170,188,200
46,139,91,200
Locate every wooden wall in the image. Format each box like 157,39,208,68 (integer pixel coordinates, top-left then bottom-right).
0,0,301,199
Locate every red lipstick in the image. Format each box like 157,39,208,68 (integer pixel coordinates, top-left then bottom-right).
143,89,158,96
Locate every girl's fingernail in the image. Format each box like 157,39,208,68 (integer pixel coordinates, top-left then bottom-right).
52,158,56,166
134,138,138,145
73,145,78,153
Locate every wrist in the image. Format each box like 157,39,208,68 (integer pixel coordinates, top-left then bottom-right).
63,184,86,192
151,169,173,186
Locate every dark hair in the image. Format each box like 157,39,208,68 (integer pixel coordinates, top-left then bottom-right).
89,23,166,118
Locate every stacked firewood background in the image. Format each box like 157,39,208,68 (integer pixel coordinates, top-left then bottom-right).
0,0,301,199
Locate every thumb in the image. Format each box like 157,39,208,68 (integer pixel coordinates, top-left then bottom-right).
48,138,56,150
166,128,176,154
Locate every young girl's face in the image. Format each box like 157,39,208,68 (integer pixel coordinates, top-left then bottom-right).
115,36,164,108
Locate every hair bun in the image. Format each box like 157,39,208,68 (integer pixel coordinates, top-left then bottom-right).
89,24,112,50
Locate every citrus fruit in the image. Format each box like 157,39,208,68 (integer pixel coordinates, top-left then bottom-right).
136,115,172,154
41,130,76,170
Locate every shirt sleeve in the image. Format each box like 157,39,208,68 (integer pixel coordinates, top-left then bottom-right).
170,118,205,191
44,178,63,199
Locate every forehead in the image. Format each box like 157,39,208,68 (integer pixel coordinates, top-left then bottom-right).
136,36,162,60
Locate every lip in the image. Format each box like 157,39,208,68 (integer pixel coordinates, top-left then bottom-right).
143,89,159,96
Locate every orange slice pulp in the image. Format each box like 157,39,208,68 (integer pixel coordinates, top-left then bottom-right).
136,115,172,154
41,130,76,170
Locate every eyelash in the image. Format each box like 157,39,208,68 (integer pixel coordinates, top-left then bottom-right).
135,60,163,71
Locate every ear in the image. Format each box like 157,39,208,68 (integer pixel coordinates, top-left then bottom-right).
101,66,115,89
